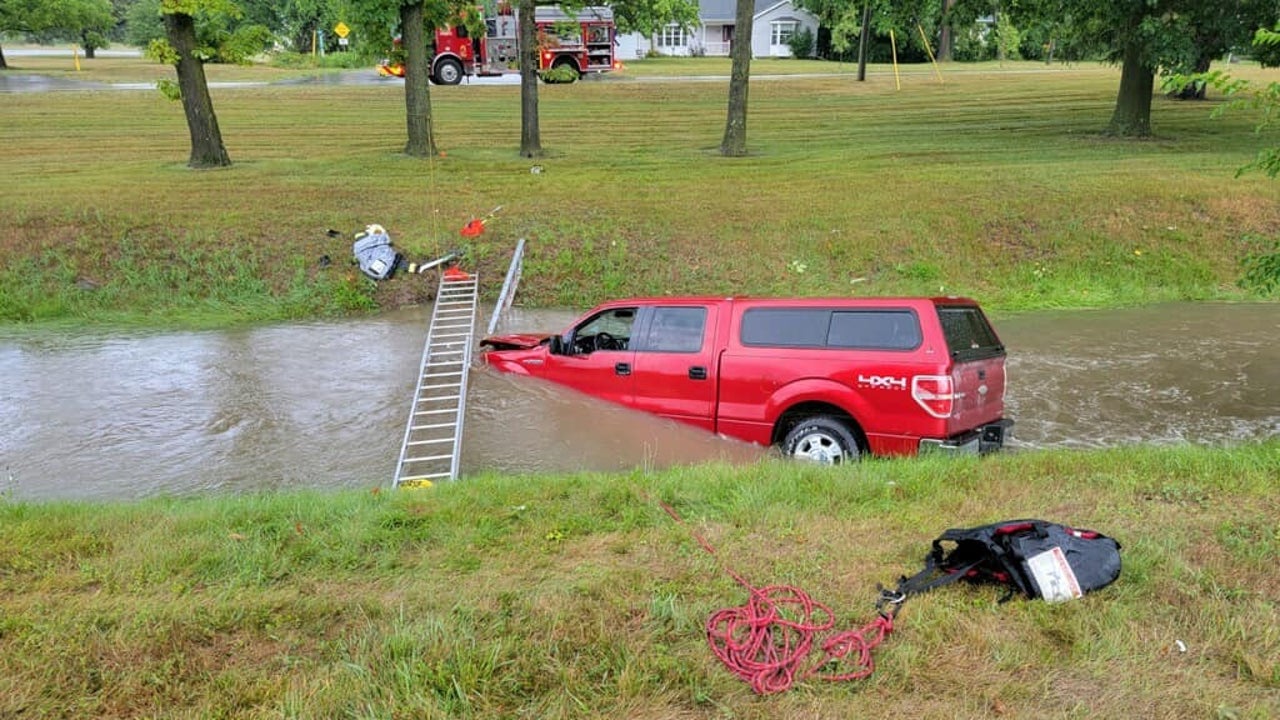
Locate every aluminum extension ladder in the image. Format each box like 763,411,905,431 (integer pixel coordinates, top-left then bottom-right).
393,269,479,487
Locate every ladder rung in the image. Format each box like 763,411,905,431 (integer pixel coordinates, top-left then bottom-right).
422,383,461,390
424,372,462,378
408,438,453,446
411,422,457,430
419,394,460,402
397,473,450,482
415,408,458,416
400,472,452,482
405,453,453,462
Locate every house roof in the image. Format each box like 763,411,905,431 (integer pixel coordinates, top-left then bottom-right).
698,0,792,23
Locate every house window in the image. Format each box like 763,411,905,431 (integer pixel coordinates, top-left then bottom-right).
658,24,687,48
770,20,798,46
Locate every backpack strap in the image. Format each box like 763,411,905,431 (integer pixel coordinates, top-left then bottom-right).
877,541,985,615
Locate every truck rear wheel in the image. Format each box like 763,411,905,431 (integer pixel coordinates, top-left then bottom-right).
433,58,463,85
782,416,860,465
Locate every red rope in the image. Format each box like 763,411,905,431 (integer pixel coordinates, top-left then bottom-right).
660,501,894,695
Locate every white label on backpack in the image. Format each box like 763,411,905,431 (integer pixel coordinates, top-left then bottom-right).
1025,546,1083,602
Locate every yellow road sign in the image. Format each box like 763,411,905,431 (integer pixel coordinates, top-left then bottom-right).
334,22,350,39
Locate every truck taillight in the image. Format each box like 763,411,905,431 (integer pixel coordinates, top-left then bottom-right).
912,375,954,418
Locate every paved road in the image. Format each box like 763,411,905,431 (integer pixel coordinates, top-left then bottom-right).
4,46,142,57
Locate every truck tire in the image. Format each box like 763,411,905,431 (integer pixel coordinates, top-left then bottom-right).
782,416,861,465
433,58,464,86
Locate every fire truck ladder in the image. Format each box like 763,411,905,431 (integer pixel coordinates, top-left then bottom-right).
393,269,480,487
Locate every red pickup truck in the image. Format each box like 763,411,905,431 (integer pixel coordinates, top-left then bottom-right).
479,296,1011,463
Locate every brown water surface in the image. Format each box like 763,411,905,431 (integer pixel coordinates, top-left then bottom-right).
1,302,1276,501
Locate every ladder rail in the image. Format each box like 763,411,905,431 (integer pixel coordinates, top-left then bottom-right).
486,238,526,336
450,286,478,481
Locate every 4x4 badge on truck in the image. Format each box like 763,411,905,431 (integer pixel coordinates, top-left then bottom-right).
858,374,907,390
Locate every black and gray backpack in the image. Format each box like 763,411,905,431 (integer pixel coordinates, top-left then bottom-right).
890,519,1122,604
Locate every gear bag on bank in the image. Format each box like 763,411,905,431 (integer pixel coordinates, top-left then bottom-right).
891,519,1122,604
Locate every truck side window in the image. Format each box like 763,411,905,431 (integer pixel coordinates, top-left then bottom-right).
642,307,706,353
828,310,921,350
573,307,635,353
740,309,828,347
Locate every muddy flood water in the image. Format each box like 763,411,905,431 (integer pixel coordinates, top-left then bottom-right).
1,302,1277,501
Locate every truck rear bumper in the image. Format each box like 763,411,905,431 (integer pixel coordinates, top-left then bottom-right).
920,418,1014,455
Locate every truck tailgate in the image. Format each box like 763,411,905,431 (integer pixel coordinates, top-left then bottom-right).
950,356,1006,433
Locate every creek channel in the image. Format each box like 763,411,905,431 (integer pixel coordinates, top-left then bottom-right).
2,302,1277,501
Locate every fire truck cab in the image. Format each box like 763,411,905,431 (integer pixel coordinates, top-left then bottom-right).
430,5,616,85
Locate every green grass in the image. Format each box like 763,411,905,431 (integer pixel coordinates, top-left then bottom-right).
2,58,1279,327
2,443,1277,718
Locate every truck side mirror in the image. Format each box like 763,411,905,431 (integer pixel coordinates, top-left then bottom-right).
548,334,566,355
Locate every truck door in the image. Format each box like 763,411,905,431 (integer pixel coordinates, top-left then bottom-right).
542,306,638,408
629,304,718,432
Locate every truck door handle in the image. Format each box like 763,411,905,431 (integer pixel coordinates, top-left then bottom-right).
615,362,631,376
689,366,707,380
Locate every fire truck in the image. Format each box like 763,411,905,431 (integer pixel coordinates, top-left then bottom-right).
378,6,618,85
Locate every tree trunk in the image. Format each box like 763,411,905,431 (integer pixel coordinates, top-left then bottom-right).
401,2,437,157
856,4,870,81
163,12,231,168
1107,39,1154,137
518,0,543,158
1,42,9,70
720,0,754,156
937,0,957,61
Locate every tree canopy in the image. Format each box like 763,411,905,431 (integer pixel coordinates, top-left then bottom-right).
0,0,114,66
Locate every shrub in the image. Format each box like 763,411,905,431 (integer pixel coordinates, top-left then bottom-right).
787,27,815,58
1240,239,1280,295
953,26,995,62
540,65,579,84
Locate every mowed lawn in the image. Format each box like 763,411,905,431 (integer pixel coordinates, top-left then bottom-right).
2,58,1278,324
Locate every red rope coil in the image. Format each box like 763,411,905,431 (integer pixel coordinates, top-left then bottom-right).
660,501,894,694
706,583,893,694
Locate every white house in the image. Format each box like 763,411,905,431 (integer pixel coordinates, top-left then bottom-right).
615,0,820,60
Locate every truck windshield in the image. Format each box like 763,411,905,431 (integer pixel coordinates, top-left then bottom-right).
937,306,1004,361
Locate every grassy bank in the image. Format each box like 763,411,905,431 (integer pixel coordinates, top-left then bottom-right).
2,59,1279,327
2,444,1277,718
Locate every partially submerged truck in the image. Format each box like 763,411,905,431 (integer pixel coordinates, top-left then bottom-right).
479,296,1012,463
